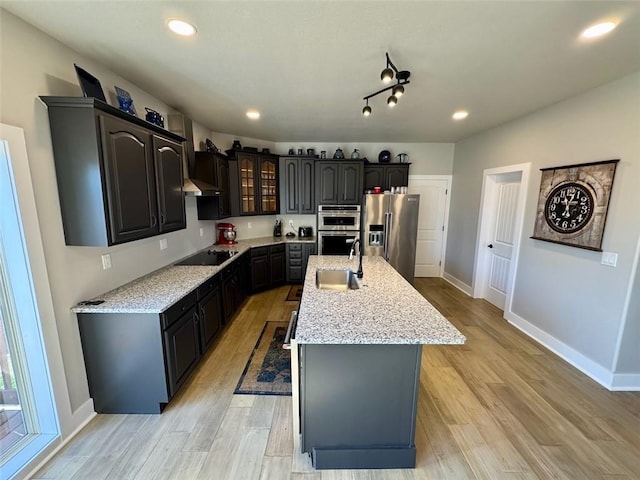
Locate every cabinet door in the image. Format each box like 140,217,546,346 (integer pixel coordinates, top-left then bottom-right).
216,156,232,218
280,158,299,214
259,157,278,214
339,162,363,205
303,243,317,279
99,114,158,244
251,254,270,292
153,136,186,233
363,166,384,191
237,153,258,215
300,158,316,214
315,162,340,205
385,165,409,189
199,286,222,353
164,306,200,397
270,247,286,286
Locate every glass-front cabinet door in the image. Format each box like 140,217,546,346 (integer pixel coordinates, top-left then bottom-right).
239,154,257,215
260,157,277,214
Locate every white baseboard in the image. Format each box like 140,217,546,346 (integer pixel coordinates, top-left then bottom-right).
442,272,472,296
610,374,640,391
504,310,620,391
22,400,96,479
69,398,96,433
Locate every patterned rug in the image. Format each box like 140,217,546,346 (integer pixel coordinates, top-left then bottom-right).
285,285,303,302
234,321,291,396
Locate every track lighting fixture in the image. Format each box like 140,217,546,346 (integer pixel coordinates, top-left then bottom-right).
362,52,411,116
362,99,372,116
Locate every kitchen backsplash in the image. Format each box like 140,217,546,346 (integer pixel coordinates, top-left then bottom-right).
210,214,317,241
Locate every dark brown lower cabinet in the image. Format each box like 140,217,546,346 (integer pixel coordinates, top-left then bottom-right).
287,243,317,283
197,278,223,353
164,305,200,397
251,245,286,292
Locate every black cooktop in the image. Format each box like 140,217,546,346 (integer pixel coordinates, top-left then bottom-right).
175,249,235,266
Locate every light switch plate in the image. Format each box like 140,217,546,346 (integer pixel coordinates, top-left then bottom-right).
199,228,204,237
248,222,252,229
601,252,618,267
101,254,112,270
159,238,168,250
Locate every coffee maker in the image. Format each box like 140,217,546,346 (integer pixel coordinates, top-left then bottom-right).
217,222,237,245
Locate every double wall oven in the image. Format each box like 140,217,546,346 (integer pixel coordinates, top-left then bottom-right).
317,205,361,255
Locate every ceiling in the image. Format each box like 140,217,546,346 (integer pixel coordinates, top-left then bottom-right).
4,1,640,143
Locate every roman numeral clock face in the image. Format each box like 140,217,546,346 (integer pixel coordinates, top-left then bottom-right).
544,182,594,234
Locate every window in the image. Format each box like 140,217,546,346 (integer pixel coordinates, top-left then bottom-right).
0,126,59,480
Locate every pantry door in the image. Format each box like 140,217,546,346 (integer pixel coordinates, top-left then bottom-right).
408,176,451,277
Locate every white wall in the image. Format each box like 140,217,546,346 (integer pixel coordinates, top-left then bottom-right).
446,72,640,381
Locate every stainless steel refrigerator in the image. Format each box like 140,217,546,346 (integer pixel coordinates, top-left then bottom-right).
362,193,420,284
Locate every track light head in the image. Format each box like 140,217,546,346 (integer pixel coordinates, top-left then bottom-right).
387,95,397,107
381,68,394,83
392,84,404,98
362,105,372,116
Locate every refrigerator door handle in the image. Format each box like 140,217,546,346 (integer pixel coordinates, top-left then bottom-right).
384,211,391,260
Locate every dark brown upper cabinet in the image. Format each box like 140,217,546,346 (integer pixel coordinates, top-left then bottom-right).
363,164,410,191
315,161,363,205
227,150,279,216
279,157,315,214
194,151,232,220
40,97,186,246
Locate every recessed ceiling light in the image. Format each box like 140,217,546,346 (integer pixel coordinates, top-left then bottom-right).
452,110,469,120
246,110,260,120
580,21,617,39
167,19,197,36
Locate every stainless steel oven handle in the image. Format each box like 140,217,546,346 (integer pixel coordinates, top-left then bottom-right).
283,310,298,350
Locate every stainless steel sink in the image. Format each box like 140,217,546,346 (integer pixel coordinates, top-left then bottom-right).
316,268,360,290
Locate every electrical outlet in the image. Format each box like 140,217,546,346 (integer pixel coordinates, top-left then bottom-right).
601,252,618,267
289,220,294,227
159,238,168,250
248,222,252,229
199,228,204,237
101,254,112,270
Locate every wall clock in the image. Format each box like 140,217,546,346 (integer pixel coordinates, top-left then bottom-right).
531,159,619,251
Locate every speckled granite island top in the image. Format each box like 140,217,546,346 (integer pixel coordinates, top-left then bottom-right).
71,236,315,314
296,256,466,345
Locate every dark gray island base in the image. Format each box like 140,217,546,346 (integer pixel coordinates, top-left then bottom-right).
300,343,421,469
294,256,466,470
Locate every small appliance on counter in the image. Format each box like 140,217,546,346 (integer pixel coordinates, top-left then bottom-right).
274,219,282,237
217,222,237,244
298,226,313,237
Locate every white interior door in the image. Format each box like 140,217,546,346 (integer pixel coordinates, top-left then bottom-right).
484,178,520,309
408,176,450,277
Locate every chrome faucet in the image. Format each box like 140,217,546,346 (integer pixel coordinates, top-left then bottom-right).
349,239,364,279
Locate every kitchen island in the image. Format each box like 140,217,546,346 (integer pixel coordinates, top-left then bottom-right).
292,255,465,470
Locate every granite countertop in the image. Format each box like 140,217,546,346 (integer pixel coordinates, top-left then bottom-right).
296,256,466,345
71,236,315,314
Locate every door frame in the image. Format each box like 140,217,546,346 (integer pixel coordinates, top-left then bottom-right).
408,174,452,277
472,163,530,314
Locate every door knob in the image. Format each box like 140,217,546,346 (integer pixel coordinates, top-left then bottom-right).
488,244,494,248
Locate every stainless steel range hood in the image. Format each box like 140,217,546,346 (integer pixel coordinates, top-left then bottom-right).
168,114,222,197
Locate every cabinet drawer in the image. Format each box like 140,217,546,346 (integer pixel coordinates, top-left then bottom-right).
288,250,302,259
251,246,269,258
288,243,302,252
197,275,220,299
288,258,302,267
162,290,197,329
270,244,285,254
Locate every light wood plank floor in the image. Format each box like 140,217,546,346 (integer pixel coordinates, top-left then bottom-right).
32,279,640,480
